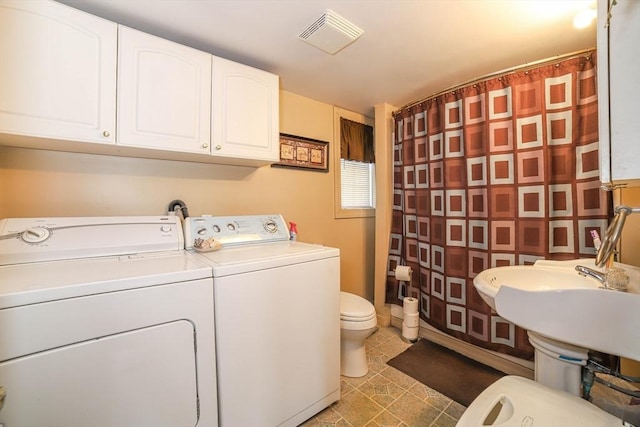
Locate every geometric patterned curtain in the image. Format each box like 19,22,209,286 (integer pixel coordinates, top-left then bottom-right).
386,51,611,360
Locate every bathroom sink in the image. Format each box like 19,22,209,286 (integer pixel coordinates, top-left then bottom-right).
473,263,602,310
473,259,640,361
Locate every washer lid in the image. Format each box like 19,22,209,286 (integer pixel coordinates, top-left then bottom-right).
340,292,375,319
193,241,339,277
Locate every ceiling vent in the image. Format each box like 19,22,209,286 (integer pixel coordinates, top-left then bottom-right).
298,9,364,55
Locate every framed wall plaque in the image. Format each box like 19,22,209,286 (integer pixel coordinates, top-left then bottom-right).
272,134,329,172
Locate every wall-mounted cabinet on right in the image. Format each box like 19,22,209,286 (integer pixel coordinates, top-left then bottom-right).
212,57,279,165
597,0,640,188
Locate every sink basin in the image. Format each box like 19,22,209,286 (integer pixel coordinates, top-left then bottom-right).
473,259,640,361
473,263,601,310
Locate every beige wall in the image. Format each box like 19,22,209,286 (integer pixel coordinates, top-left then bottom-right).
618,187,640,267
373,103,397,326
616,187,640,376
0,90,375,299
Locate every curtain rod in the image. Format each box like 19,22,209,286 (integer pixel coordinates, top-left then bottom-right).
396,47,596,113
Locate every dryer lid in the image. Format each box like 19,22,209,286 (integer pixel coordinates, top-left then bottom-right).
340,292,375,319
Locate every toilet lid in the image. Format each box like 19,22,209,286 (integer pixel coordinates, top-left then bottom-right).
340,292,375,321
456,376,622,426
341,312,377,322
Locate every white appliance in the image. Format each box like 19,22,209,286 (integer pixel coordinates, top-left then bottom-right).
184,214,341,427
0,216,218,426
456,376,622,426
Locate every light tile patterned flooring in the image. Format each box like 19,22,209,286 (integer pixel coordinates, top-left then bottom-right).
301,326,467,427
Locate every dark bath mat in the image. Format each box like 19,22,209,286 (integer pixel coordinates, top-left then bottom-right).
387,339,506,407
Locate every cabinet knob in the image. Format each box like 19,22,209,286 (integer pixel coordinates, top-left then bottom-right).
215,145,222,151
202,143,209,149
102,130,110,137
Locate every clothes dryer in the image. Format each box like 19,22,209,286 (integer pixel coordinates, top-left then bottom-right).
0,216,217,426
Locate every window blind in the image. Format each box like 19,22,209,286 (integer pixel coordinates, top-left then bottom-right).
341,159,375,209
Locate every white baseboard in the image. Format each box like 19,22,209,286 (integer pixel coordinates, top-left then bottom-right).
390,313,534,379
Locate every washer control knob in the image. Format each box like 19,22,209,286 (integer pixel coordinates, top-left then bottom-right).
21,227,51,243
264,220,278,233
197,227,207,235
212,225,221,233
160,225,172,233
227,223,236,231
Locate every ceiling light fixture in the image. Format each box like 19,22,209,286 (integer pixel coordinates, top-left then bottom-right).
298,9,364,55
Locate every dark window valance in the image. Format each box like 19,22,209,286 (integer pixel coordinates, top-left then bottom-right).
340,118,374,163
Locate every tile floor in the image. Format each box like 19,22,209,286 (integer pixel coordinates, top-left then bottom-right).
301,326,467,427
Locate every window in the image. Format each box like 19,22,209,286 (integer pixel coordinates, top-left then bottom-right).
340,159,375,209
334,108,375,218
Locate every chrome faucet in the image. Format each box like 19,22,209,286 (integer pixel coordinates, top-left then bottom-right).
595,206,640,267
575,265,606,284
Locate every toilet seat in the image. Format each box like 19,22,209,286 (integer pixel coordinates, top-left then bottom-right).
341,313,376,322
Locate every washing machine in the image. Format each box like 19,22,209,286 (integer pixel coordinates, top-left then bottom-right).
0,216,218,426
184,214,341,427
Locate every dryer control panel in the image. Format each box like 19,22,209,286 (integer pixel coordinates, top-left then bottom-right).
184,215,290,249
0,216,183,266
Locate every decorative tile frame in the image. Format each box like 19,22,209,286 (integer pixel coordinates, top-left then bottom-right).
272,133,329,172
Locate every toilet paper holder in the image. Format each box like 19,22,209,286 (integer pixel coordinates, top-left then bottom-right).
394,265,413,282
394,265,420,342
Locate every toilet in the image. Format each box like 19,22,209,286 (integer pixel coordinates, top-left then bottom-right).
340,291,377,377
456,376,621,426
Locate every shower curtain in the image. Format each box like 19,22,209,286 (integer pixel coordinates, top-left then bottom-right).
386,52,610,359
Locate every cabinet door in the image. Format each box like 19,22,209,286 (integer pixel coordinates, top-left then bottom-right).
0,0,116,144
597,0,640,187
117,26,212,154
212,56,279,164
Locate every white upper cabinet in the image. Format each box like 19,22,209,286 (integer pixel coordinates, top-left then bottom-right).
212,57,280,165
0,0,280,166
0,0,117,144
597,0,640,188
117,26,212,154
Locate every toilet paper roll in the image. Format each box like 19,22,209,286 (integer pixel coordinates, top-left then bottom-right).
403,312,419,327
395,266,412,281
402,323,419,341
402,297,418,314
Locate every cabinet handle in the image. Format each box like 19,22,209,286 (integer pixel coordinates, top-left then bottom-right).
215,145,222,151
202,143,209,149
102,130,110,137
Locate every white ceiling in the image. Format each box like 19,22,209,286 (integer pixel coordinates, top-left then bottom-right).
57,0,597,116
